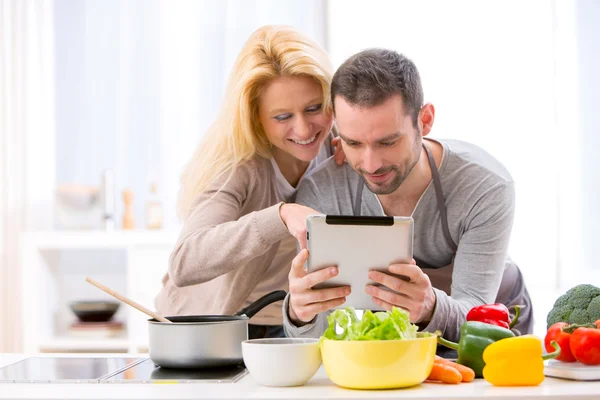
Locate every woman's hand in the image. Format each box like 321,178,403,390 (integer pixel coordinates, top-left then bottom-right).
332,136,346,166
288,249,351,325
279,204,319,249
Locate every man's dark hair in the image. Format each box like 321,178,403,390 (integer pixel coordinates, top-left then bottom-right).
331,49,424,127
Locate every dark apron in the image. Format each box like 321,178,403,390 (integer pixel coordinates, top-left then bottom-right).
352,144,533,336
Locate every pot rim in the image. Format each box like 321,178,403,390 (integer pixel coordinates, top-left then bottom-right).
148,316,249,325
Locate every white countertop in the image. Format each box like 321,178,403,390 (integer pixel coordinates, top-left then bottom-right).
0,353,599,400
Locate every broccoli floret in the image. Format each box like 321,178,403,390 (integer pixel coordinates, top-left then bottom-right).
568,284,600,308
588,296,600,322
571,296,594,309
568,309,591,325
566,284,600,298
546,284,600,329
547,304,573,327
553,294,570,308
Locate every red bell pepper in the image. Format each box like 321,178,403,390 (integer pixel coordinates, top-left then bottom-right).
466,303,520,330
544,322,577,362
564,320,600,365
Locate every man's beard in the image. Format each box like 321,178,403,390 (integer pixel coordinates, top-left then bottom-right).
359,134,422,195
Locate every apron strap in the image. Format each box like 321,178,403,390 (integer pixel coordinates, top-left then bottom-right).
423,143,458,252
352,142,457,253
353,178,364,216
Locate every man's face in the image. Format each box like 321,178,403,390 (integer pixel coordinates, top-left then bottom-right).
335,95,422,195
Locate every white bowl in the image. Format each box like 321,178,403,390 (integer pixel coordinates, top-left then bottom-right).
242,338,321,387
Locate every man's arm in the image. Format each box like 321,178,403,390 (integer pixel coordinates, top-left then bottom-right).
420,181,516,342
283,291,331,338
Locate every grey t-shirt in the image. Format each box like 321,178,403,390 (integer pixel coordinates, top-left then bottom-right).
282,138,515,342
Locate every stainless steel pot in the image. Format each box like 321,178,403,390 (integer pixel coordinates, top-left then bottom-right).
148,290,287,368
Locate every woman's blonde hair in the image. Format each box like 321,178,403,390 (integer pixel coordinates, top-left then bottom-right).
178,25,333,219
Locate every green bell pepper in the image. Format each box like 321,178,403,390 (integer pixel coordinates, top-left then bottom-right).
437,321,515,378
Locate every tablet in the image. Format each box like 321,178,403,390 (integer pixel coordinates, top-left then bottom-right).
306,214,414,310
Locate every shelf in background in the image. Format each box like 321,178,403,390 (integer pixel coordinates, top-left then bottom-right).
23,230,178,249
21,231,172,353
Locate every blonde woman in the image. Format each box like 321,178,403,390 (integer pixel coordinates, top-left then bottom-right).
155,25,342,339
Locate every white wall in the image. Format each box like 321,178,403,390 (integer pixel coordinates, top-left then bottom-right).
54,0,161,228
561,0,600,290
576,1,600,241
0,0,56,352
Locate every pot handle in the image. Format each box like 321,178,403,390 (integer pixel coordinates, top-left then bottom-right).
235,290,287,319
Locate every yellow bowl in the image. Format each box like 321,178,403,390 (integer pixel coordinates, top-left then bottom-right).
320,334,437,389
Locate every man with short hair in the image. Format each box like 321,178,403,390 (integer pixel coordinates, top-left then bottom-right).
283,49,532,342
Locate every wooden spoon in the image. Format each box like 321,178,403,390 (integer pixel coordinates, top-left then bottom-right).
85,276,172,323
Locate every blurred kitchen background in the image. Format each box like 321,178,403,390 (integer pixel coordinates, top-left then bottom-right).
1,0,599,353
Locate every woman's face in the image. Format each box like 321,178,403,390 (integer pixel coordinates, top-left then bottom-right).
258,75,333,163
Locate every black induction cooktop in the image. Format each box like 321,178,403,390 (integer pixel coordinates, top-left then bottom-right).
0,357,247,384
105,358,248,383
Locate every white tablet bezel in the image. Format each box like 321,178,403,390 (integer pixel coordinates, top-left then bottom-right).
306,214,414,310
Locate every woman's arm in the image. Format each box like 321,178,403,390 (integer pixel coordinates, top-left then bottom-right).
168,161,291,287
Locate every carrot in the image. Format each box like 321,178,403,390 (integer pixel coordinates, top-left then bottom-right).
434,356,475,382
427,362,462,384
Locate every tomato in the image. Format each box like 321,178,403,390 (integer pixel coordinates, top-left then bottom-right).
570,326,600,365
545,322,577,362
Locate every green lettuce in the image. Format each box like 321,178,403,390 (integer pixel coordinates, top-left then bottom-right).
322,306,418,341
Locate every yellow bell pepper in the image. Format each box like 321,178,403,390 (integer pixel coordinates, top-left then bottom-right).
482,335,560,386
